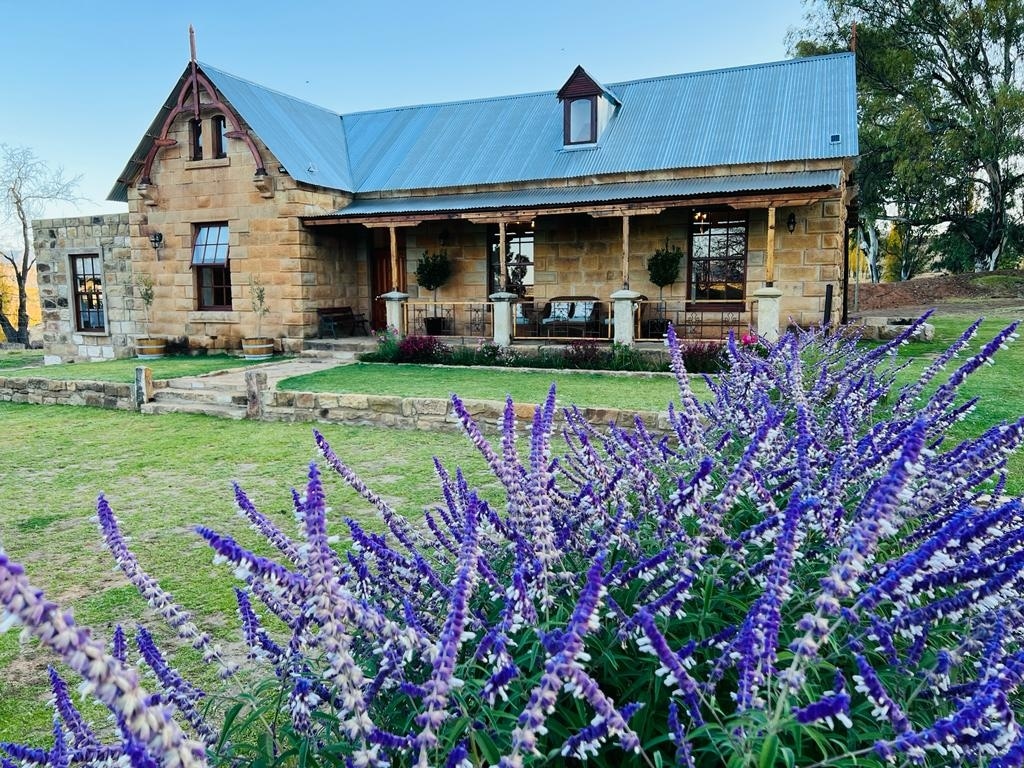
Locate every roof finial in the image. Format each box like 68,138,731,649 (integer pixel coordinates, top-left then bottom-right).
189,24,197,62
850,21,857,52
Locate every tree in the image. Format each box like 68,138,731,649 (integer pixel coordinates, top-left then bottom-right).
0,145,80,344
794,1,1024,273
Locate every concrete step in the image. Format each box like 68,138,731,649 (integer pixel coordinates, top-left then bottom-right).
140,400,246,419
299,348,358,362
152,387,245,406
303,338,377,355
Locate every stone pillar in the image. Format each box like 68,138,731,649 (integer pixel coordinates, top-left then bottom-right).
610,289,642,346
134,366,153,410
381,291,409,337
752,286,784,342
489,291,518,346
245,369,267,420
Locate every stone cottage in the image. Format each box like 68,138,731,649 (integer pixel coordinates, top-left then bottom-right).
35,49,858,361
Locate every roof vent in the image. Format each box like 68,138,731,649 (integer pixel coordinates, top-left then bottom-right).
830,133,841,143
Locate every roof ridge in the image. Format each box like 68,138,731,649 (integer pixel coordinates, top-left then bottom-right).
606,51,855,88
341,52,853,119
198,61,343,118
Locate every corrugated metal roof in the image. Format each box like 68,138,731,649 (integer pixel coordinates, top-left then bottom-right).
200,64,353,191
110,54,857,201
316,170,842,217
341,53,857,193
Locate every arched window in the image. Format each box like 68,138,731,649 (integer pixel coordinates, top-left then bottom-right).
566,97,596,144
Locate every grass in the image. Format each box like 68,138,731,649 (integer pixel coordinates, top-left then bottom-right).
279,362,688,412
0,349,43,370
0,309,1021,742
4,354,267,382
0,405,497,741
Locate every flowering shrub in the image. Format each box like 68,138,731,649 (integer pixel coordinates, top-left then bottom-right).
562,338,605,369
2,316,1024,767
395,334,452,363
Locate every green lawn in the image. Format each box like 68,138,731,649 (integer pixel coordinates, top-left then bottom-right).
6,354,266,382
0,349,44,370
280,362,687,412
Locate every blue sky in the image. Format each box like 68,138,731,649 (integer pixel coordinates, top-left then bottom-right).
2,0,810,222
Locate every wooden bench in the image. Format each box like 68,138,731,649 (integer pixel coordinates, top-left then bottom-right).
317,306,369,337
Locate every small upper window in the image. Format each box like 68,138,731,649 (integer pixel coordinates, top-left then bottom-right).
211,115,228,159
190,118,203,160
568,98,596,144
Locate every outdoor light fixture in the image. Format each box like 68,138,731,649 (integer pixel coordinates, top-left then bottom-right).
786,212,797,233
148,232,164,249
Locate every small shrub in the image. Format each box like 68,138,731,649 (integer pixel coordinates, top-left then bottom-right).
395,334,451,363
562,338,607,369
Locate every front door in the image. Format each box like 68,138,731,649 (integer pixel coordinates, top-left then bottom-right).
369,228,406,330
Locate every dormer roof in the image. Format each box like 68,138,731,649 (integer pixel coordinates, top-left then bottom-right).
556,65,621,105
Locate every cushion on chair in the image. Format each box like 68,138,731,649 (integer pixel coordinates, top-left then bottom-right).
549,301,572,320
572,301,595,321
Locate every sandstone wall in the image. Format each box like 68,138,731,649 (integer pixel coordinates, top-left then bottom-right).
33,213,135,362
0,376,134,409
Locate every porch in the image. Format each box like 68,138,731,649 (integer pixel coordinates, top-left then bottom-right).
393,297,748,344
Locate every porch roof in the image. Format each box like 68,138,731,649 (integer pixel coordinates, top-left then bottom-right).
304,170,842,224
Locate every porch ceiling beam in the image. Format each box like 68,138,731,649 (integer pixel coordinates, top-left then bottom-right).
300,188,841,227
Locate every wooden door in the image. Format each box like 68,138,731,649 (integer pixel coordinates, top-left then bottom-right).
369,228,406,330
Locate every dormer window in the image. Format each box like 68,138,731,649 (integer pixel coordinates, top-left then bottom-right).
567,97,597,144
557,65,620,148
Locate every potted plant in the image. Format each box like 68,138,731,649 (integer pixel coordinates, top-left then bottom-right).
134,273,166,358
242,275,273,359
646,239,684,336
415,250,453,335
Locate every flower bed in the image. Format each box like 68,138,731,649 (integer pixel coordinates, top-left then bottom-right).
362,329,728,373
2,316,1024,767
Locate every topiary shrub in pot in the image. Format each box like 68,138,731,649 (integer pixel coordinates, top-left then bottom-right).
416,250,453,335
646,239,683,336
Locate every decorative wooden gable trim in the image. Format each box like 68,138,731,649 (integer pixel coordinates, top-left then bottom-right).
138,27,268,188
557,66,604,101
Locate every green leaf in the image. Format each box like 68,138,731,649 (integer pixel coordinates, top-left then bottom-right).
759,733,779,768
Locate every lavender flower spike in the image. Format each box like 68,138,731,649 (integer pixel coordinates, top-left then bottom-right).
0,551,205,768
96,495,236,677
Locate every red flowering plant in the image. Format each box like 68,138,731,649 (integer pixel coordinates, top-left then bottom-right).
2,315,1024,767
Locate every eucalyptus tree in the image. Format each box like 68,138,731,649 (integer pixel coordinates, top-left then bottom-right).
794,0,1024,273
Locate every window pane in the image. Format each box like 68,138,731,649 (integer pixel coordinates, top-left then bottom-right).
689,212,748,302
488,224,535,296
71,255,105,331
569,98,593,143
192,224,230,266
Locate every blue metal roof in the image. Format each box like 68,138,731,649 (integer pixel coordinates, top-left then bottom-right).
200,64,353,191
111,53,857,202
310,171,842,219
339,53,857,193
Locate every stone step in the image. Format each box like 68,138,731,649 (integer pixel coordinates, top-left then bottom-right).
152,387,244,406
140,400,247,419
299,349,358,362
303,338,376,355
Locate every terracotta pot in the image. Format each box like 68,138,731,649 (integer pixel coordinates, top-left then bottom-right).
136,338,166,359
241,337,274,360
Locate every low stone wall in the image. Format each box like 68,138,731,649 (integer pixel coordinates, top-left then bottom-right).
262,389,669,435
0,376,135,410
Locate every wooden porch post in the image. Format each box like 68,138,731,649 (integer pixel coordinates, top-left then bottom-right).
621,214,631,288
498,221,507,291
765,207,776,287
389,225,399,291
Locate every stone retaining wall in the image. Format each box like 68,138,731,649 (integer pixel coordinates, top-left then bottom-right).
262,389,668,435
0,377,135,410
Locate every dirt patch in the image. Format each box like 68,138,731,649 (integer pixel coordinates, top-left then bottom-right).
853,270,1024,316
